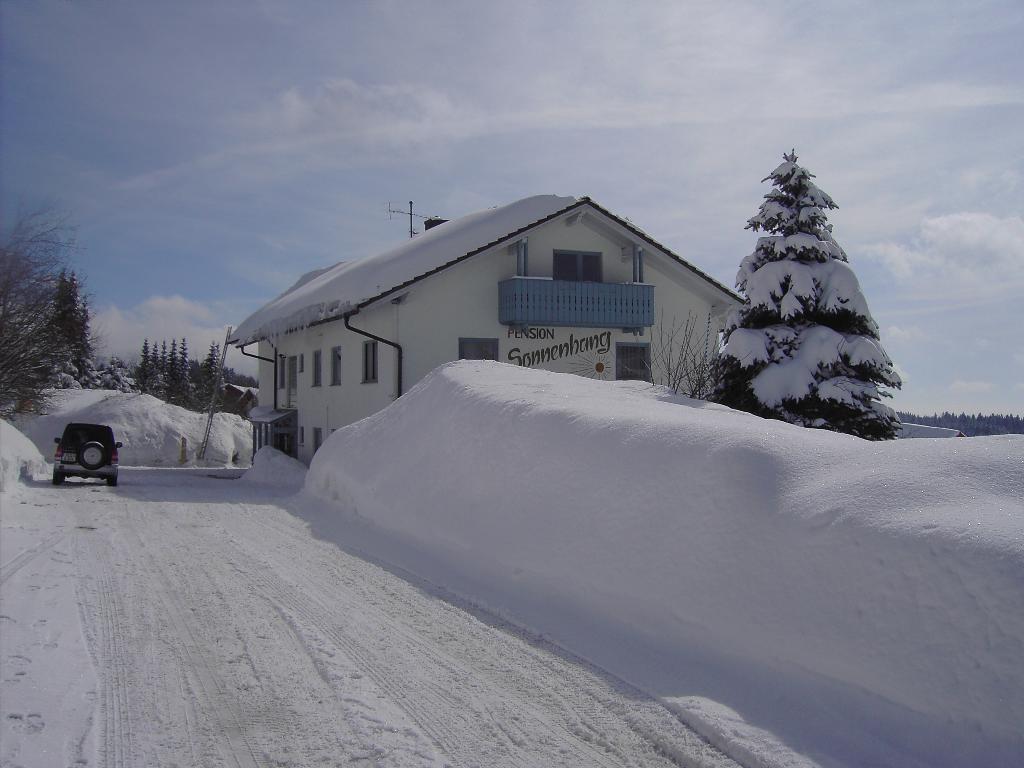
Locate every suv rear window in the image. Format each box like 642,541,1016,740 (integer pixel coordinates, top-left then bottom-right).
61,423,115,450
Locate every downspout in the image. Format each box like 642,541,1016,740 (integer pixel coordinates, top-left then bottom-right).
345,311,403,398
238,341,278,411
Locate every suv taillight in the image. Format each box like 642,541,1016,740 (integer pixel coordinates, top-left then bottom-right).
54,445,63,460
111,447,119,464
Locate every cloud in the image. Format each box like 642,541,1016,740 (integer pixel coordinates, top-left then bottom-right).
949,380,993,394
884,325,928,344
92,295,256,376
864,212,1024,299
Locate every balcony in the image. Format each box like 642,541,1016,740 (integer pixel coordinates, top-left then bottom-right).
499,277,654,329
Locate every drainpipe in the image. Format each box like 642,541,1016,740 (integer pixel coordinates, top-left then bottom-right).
238,342,278,411
345,311,403,398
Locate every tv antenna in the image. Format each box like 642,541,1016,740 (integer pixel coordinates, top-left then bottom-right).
387,200,433,238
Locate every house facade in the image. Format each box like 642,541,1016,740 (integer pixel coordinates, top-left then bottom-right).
232,195,740,464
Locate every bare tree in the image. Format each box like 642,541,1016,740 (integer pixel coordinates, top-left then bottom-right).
648,309,720,400
0,208,76,417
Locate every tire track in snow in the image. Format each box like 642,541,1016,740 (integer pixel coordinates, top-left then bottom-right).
218,504,738,768
135,510,445,767
72,528,136,768
224,524,618,767
118,519,264,768
1,530,66,585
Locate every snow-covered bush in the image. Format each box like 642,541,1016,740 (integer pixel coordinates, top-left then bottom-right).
716,151,901,439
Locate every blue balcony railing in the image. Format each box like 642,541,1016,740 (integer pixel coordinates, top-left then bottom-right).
499,278,654,328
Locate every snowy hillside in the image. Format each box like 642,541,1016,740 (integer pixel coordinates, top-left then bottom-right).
305,361,1024,768
18,389,251,466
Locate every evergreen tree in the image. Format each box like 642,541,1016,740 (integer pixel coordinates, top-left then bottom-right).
715,151,901,440
155,340,169,399
177,337,195,407
167,339,181,404
136,339,153,393
198,341,220,407
50,270,98,388
96,357,137,392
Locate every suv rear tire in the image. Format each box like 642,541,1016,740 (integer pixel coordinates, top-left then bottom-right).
52,470,64,485
79,440,108,470
106,476,118,487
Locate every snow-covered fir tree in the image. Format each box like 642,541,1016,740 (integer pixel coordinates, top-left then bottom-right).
176,337,195,406
95,357,137,392
715,151,902,440
197,341,221,407
50,270,99,388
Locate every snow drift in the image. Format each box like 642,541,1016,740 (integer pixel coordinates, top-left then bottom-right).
0,419,47,492
305,361,1024,768
19,390,251,467
242,446,307,488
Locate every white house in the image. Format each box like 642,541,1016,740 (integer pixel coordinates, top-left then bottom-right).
231,195,741,463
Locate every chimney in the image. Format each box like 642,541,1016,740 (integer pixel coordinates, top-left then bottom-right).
424,216,448,231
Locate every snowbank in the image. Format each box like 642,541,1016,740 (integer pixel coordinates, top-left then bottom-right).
242,446,306,488
304,362,1024,768
19,390,251,467
0,419,47,491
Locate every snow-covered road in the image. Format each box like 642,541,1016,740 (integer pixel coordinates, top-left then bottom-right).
1,468,739,768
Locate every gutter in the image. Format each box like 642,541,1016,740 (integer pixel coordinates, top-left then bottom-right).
344,311,403,398
238,342,279,411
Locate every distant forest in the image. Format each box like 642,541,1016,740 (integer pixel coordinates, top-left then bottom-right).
897,412,1024,436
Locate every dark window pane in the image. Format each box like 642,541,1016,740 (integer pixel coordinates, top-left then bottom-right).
459,338,499,361
331,346,342,385
616,344,650,381
580,253,602,282
553,251,602,282
363,341,378,382
553,252,577,281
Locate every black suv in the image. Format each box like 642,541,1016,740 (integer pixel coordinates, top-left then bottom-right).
53,423,121,486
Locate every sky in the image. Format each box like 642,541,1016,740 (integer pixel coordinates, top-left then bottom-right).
2,0,1022,415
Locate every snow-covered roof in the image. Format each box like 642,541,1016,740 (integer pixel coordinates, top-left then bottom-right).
231,194,739,346
232,195,580,345
898,422,965,439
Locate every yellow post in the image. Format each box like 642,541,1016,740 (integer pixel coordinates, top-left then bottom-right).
179,436,187,465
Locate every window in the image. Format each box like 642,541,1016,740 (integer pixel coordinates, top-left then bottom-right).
312,349,322,386
278,356,286,388
553,250,602,282
616,343,650,381
362,340,378,383
459,338,499,361
330,346,342,386
313,427,323,453
299,353,304,373
286,356,298,407
298,426,305,445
